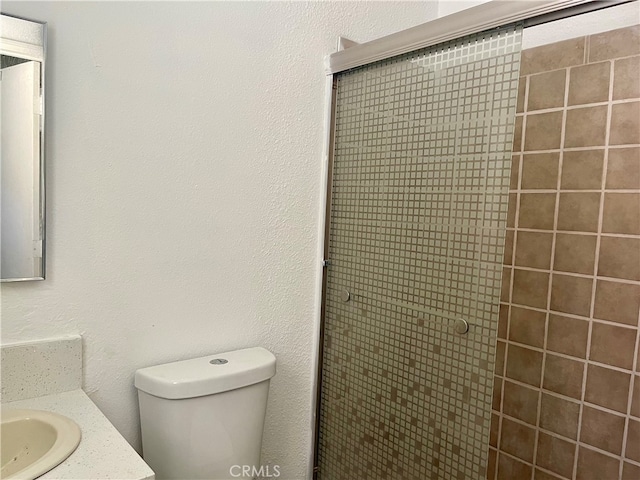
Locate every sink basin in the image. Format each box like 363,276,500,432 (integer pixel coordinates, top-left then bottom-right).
0,409,81,480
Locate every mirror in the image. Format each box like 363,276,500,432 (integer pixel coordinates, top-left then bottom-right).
0,14,46,281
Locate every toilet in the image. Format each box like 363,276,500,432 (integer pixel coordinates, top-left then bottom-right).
134,347,276,480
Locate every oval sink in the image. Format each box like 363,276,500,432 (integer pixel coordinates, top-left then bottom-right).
0,409,81,480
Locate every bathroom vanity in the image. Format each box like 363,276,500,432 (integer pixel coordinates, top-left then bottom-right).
1,336,154,480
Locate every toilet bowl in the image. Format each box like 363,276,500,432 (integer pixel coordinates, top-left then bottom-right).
134,347,276,480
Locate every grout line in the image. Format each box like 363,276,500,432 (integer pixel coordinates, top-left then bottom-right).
507,143,640,155
538,64,568,479
506,228,640,240
503,301,638,327
496,439,640,476
512,188,640,194
495,69,529,480
522,52,640,79
604,59,629,480
500,429,635,468
584,35,589,65
623,455,640,468
579,57,612,480
503,338,637,374
500,373,634,418
507,266,640,286
514,95,638,115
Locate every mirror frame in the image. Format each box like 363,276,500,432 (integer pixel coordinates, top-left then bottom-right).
0,14,47,282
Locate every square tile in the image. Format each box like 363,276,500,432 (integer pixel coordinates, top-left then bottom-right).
631,376,640,418
498,304,509,339
488,448,498,479
500,417,536,462
543,353,585,399
493,375,503,411
504,229,514,266
568,61,610,106
546,314,589,359
502,380,539,425
536,432,576,479
539,393,580,439
580,405,625,455
495,341,506,378
560,149,604,190
590,321,637,370
521,153,560,189
610,101,640,145
515,231,553,270
528,69,566,111
512,269,550,309
517,77,526,113
602,193,640,235
524,112,563,151
497,452,532,480
505,344,543,387
553,233,597,275
510,155,521,191
501,267,512,302
513,115,523,153
521,37,585,75
626,419,640,462
564,106,608,148
550,274,593,317
585,363,631,413
598,236,640,281
576,446,621,480
606,147,640,189
593,279,640,326
614,56,640,100
507,193,517,227
509,306,546,348
534,470,563,480
623,461,640,480
589,25,640,62
557,192,601,232
490,414,499,447
519,193,556,230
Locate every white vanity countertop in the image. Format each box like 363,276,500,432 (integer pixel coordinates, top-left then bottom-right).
3,389,155,480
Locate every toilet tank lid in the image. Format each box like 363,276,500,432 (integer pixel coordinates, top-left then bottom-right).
134,347,276,400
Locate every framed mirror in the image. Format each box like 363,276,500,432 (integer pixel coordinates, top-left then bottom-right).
0,14,46,281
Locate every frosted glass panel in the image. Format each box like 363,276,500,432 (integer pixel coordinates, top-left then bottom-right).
318,25,522,480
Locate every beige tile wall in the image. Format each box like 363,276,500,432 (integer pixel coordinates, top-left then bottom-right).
490,25,640,480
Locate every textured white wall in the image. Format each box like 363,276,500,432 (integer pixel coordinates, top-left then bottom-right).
437,0,490,18
0,2,436,479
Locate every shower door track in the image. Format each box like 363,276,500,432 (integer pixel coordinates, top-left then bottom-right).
325,0,633,75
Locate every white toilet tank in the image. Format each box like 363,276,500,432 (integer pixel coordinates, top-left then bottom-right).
134,347,276,480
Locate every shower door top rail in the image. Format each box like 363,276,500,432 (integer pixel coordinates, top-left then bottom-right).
325,0,629,74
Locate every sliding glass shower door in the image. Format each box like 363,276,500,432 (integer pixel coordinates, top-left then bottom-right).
317,25,523,480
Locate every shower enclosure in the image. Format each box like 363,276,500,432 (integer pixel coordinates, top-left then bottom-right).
314,2,640,480
316,25,522,480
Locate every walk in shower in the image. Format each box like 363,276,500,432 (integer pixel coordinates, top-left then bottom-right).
314,2,640,479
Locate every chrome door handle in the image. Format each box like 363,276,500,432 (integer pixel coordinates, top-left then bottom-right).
455,318,469,334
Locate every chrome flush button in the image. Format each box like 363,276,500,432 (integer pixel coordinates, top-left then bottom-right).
209,359,228,365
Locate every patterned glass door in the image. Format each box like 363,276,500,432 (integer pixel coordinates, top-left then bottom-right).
317,25,523,480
